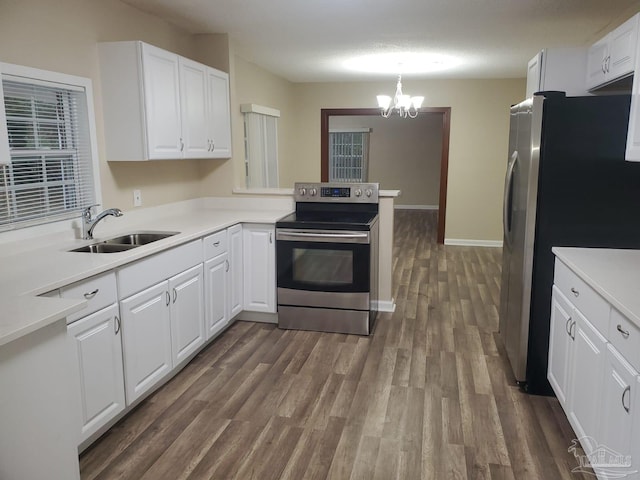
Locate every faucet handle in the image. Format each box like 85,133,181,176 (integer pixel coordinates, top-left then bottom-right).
82,204,100,221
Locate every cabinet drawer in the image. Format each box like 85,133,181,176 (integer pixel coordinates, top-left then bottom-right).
610,308,640,371
203,229,228,260
554,259,610,335
61,272,118,324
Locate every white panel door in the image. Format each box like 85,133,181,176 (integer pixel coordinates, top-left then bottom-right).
204,253,229,340
228,224,244,319
567,310,606,445
169,264,205,365
598,345,638,479
547,286,574,410
207,68,232,158
608,15,639,80
179,58,210,158
586,39,608,90
67,304,125,444
243,224,276,313
120,281,172,404
140,43,182,159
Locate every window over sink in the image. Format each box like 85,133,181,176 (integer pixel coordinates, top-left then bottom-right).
0,63,100,231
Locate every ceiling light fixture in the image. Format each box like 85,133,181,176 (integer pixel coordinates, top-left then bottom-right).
377,74,424,119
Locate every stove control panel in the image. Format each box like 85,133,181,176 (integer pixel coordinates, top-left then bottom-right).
294,182,379,203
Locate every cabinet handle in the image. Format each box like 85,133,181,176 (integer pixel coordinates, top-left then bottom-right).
225,259,230,272
606,55,611,73
570,287,579,297
602,58,607,74
213,241,220,247
569,320,576,340
566,317,573,336
179,138,184,152
114,315,121,335
173,288,177,304
617,324,630,339
166,291,170,306
83,288,99,299
622,385,631,413
269,232,273,244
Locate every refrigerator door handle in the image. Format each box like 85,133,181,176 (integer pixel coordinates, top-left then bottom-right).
503,151,518,248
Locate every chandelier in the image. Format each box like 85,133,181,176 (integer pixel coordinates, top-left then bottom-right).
376,74,424,119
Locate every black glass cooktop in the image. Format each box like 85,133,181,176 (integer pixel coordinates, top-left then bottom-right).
276,203,379,231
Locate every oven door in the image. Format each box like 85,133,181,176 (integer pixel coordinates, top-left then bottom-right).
276,229,371,310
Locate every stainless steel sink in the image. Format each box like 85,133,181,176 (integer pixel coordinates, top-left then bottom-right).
104,231,180,246
70,243,137,254
69,231,180,253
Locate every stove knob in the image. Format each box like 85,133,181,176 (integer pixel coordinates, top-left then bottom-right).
309,188,317,196
365,189,373,197
298,187,307,196
354,188,362,197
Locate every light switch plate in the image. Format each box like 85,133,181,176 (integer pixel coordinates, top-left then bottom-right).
133,189,142,207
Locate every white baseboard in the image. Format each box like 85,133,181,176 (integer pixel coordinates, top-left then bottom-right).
444,238,503,247
375,299,396,313
395,205,439,210
237,311,278,324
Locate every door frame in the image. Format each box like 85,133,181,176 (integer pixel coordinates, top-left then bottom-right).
320,107,451,244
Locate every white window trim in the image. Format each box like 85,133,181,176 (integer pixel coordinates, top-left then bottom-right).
0,62,102,242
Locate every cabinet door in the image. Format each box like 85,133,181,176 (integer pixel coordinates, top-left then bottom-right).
120,281,172,404
169,264,205,365
140,43,182,159
243,224,276,313
598,345,638,478
567,310,606,446
586,39,608,90
228,224,244,318
204,253,229,340
207,68,232,158
179,58,210,159
548,286,574,409
67,304,125,444
608,14,639,80
526,52,542,98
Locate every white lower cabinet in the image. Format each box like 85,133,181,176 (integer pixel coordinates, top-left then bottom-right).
550,256,640,479
120,281,173,404
228,224,244,318
169,264,205,365
243,224,276,313
67,304,125,444
204,252,229,339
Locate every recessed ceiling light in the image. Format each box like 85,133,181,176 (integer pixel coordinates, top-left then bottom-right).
343,52,460,74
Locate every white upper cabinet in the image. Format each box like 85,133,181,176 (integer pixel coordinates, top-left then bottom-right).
587,14,639,90
526,48,588,98
98,41,232,161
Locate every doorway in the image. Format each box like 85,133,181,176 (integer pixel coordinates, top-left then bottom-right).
321,108,451,244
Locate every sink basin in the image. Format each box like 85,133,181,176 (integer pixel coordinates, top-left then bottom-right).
70,243,136,254
104,231,180,246
69,231,180,253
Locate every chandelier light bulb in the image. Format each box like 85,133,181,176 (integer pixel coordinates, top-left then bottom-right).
377,74,423,119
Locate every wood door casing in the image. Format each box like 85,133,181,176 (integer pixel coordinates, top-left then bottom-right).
320,107,450,244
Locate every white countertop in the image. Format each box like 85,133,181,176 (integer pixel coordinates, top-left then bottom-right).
0,197,293,347
552,247,640,328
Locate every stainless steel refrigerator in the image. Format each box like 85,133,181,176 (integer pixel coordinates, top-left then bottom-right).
499,92,640,395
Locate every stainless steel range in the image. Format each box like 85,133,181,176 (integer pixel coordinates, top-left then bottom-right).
276,182,379,335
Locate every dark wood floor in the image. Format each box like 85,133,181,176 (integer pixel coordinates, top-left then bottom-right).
80,210,590,479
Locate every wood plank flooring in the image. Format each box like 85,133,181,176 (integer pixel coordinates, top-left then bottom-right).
80,210,591,479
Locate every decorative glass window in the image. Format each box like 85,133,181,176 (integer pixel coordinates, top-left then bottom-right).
329,129,370,182
0,67,98,231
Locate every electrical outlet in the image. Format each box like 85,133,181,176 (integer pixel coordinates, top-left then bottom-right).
133,189,142,207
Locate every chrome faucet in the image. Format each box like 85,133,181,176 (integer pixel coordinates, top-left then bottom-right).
82,205,123,240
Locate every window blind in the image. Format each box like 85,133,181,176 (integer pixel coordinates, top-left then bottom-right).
0,77,95,230
329,131,370,182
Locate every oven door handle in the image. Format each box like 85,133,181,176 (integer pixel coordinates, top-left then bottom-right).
276,230,370,244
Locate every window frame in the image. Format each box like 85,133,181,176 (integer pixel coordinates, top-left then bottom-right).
328,128,370,183
0,62,102,235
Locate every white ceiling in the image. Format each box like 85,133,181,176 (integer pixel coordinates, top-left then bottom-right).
122,0,640,82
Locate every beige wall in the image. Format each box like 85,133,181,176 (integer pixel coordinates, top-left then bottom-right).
0,0,218,210
329,114,443,206
289,79,524,241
